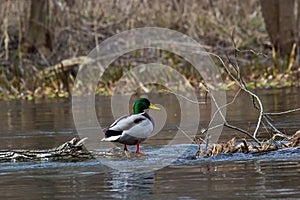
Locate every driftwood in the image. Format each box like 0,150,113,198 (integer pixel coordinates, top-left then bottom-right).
0,138,93,162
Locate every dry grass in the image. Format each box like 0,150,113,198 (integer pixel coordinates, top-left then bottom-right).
195,130,300,158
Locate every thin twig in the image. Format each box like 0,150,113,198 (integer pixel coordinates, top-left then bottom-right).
209,88,241,124
237,49,268,58
161,89,206,104
200,124,225,134
265,107,300,115
262,115,289,138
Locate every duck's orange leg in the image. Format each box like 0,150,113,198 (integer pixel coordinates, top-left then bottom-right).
124,144,128,151
135,142,146,154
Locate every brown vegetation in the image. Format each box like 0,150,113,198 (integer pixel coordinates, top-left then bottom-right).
1,1,299,99
195,130,300,158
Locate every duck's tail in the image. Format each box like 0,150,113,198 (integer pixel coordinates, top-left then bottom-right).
100,135,121,142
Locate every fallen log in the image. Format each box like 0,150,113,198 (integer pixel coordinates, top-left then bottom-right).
0,138,93,162
37,56,87,78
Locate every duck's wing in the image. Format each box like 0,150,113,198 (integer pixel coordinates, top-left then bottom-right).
101,113,152,141
101,115,129,141
109,114,149,131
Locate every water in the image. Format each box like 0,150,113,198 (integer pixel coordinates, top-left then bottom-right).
0,88,299,199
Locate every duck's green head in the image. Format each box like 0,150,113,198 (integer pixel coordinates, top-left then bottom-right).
133,98,160,114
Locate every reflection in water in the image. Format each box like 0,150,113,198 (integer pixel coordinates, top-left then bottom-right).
106,172,155,199
0,88,299,199
102,154,300,200
3,153,297,199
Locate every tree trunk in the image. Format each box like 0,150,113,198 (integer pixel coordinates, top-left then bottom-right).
260,0,298,61
23,0,53,56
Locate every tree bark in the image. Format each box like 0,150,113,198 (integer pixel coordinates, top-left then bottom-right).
23,0,53,56
260,0,298,59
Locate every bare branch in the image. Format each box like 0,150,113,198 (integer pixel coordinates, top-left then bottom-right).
209,52,264,139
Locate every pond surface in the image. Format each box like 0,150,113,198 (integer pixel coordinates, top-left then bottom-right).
0,88,299,199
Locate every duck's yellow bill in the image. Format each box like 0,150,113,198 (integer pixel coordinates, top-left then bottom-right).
149,103,160,110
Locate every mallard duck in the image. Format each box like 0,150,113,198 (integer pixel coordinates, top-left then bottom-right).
101,98,160,154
